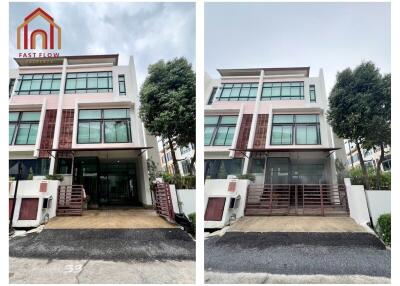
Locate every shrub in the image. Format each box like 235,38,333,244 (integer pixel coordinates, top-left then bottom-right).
376,213,391,246
188,212,196,236
237,174,256,182
161,173,195,189
45,174,64,182
348,167,391,190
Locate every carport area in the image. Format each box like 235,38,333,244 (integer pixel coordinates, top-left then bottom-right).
45,208,175,229
228,216,366,233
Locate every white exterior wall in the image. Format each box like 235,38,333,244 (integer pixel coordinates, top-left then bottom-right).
169,185,196,216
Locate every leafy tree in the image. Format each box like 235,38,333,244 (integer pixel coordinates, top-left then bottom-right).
328,62,390,189
140,58,196,175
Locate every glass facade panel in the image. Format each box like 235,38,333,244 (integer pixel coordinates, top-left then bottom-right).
205,159,244,179
262,81,304,100
118,75,126,95
103,109,128,119
204,127,215,146
309,84,316,102
21,112,41,121
204,115,238,146
204,116,219,125
79,110,101,119
9,124,16,144
217,83,258,101
9,111,40,145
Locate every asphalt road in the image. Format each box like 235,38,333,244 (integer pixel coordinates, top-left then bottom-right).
10,228,195,261
205,232,390,278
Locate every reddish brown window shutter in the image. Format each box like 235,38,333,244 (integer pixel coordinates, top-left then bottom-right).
58,109,74,150
204,197,226,221
18,198,39,220
253,114,268,149
235,114,253,157
39,110,57,158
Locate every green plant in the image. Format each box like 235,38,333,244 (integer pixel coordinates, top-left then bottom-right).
45,174,64,182
237,174,256,182
376,213,391,246
27,167,34,180
188,212,196,236
161,173,195,189
348,167,391,190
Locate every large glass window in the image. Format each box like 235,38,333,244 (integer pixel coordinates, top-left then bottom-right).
14,73,61,95
204,115,238,146
261,82,304,100
77,109,131,144
309,84,316,102
9,159,50,179
217,83,258,101
270,114,320,145
65,72,113,94
205,159,244,179
9,111,40,145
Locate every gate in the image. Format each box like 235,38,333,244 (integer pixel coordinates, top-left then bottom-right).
57,185,84,216
153,183,174,222
245,184,349,216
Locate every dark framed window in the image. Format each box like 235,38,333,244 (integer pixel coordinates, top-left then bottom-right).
309,84,316,102
56,158,73,174
118,75,126,95
14,73,61,95
65,72,113,94
208,87,218,104
9,159,50,179
9,111,41,145
77,108,132,144
271,114,320,145
9,78,16,97
205,115,237,146
204,159,244,179
217,83,258,101
261,82,304,100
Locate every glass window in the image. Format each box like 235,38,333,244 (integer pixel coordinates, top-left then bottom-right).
21,112,41,121
65,72,113,94
118,75,126,95
217,83,258,101
262,82,304,100
9,78,16,97
9,111,41,145
77,109,131,144
309,84,316,102
14,73,61,95
56,158,73,174
270,114,320,145
208,87,218,104
9,124,16,144
204,115,237,146
205,159,244,179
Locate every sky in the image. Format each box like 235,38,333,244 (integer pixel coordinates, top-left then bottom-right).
9,2,195,86
205,2,390,94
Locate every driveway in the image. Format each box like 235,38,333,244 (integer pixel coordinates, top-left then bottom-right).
10,228,195,283
205,232,390,284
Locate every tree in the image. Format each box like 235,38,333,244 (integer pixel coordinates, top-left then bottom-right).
140,57,196,175
327,62,390,189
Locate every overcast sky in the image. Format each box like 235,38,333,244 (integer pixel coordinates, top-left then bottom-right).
9,2,195,86
205,2,390,94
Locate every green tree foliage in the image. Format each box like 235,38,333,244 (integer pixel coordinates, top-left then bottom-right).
140,58,196,175
328,62,390,189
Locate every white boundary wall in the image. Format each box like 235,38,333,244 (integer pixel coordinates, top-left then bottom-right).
169,185,196,216
344,178,391,227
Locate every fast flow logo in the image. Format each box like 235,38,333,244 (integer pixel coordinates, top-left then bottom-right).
16,7,61,58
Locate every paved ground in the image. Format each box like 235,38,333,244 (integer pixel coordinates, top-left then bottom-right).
10,229,195,261
45,209,175,229
205,232,390,283
10,257,195,284
229,216,366,232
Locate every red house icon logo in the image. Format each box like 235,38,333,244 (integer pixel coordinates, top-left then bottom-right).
17,8,61,50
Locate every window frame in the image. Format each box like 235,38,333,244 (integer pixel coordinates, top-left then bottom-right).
208,87,218,105
9,111,41,145
270,114,321,146
217,83,258,101
118,75,126,96
65,71,113,94
309,84,316,102
261,81,304,101
77,108,132,144
205,115,238,146
14,73,62,95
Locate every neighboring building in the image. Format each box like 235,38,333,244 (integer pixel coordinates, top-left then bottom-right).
204,67,348,224
344,139,391,171
9,54,161,208
158,137,195,175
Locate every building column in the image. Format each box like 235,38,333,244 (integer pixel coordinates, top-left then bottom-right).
243,69,264,174
49,58,67,175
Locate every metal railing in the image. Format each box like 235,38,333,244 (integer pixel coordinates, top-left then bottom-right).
245,184,349,216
